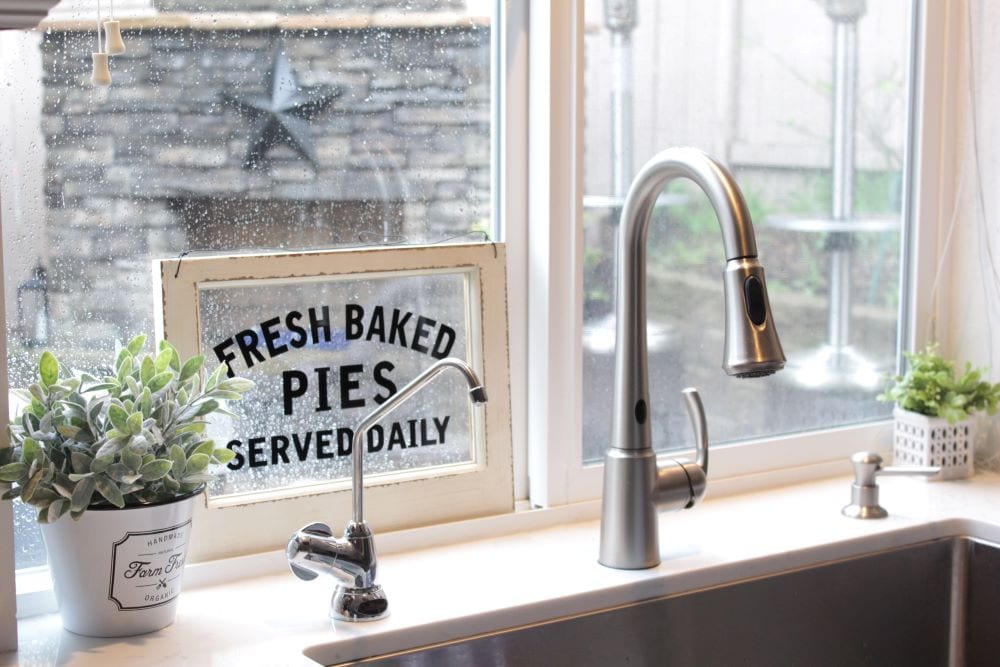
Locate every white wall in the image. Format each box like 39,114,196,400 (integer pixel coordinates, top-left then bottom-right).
941,1,1000,467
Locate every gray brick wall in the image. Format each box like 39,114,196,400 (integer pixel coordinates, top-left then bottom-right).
38,19,490,351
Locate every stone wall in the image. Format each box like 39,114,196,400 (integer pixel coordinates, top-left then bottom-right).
37,17,490,354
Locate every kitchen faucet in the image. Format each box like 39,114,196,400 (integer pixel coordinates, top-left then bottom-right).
286,357,487,621
600,147,786,569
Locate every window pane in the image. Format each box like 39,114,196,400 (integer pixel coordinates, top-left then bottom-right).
1,0,492,568
198,270,477,497
583,0,910,462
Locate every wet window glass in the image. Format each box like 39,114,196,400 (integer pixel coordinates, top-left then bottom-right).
197,270,477,498
582,0,911,462
0,0,493,568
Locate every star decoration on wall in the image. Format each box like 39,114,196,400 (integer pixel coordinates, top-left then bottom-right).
222,50,341,170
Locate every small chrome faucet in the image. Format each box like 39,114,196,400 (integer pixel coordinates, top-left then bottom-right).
286,357,487,621
600,147,786,570
842,451,940,519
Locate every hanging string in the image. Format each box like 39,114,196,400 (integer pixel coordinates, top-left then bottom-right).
96,0,102,53
110,0,115,21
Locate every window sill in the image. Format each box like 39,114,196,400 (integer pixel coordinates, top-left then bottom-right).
7,468,1000,666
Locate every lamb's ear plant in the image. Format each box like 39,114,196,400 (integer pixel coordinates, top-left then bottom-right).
0,334,253,523
878,343,1000,424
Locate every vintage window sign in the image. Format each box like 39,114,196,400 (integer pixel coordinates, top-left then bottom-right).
154,242,513,562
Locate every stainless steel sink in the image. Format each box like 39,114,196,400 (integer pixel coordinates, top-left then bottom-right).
342,537,1000,666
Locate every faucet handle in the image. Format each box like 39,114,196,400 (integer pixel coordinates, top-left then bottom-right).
287,522,334,581
682,387,708,475
654,389,710,510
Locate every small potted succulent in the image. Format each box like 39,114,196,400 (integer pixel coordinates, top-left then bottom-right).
878,344,1000,479
0,335,252,637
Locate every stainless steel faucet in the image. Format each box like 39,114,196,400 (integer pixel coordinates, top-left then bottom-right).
600,147,786,569
286,357,487,621
842,451,939,519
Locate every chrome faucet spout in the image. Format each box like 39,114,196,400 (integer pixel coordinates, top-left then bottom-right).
351,357,487,525
600,147,785,570
287,357,487,621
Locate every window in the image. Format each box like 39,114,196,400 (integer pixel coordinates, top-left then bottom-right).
0,0,956,593
1,0,502,568
580,0,913,463
526,0,929,505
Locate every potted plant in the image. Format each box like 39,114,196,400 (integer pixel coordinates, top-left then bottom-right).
878,344,1000,479
0,335,252,637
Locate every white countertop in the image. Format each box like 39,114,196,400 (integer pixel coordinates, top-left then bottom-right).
5,472,1000,666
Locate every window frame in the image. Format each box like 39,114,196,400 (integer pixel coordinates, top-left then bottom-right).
523,0,957,507
154,243,515,563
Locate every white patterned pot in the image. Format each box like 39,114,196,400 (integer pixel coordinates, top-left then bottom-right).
40,489,199,637
892,407,974,480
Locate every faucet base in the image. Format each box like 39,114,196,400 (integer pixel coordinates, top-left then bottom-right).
331,584,389,622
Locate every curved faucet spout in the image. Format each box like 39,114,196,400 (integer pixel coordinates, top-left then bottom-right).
351,357,486,524
612,147,784,454
288,356,487,621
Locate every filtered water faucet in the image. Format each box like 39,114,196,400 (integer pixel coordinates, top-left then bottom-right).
286,357,487,621
599,147,786,569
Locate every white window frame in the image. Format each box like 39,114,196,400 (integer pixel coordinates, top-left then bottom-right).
523,0,961,506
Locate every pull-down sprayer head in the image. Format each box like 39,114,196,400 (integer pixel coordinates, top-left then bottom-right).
722,255,785,378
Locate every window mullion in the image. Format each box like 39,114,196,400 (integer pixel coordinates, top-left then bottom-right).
526,0,586,508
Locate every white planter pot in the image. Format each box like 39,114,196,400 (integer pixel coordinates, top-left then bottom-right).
40,490,199,637
892,407,974,480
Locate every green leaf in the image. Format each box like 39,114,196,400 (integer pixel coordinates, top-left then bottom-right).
52,482,74,499
140,356,156,385
73,476,98,509
70,452,93,475
20,438,41,465
115,355,133,384
212,447,236,465
45,499,70,524
0,462,26,482
206,390,245,401
81,382,119,394
126,334,147,357
39,351,59,388
94,476,125,508
169,445,187,476
91,456,113,474
216,378,255,394
139,459,173,481
140,387,152,419
206,363,228,390
179,355,205,383
95,437,127,460
56,425,81,439
146,371,174,394
21,467,47,501
191,440,216,459
185,453,210,474
126,412,143,436
108,404,129,431
122,447,143,474
191,400,220,418
155,347,173,373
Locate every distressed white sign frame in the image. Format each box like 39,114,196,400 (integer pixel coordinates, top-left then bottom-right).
154,242,512,562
